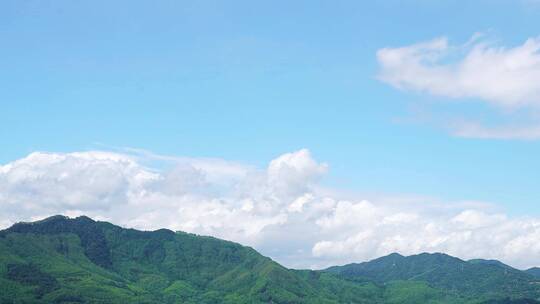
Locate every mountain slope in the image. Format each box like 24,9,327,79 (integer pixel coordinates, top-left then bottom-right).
527,268,540,279
2,215,540,303
0,215,379,304
325,252,540,301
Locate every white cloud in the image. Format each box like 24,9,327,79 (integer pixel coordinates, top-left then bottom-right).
377,34,540,140
0,151,149,211
2,149,540,269
450,121,540,140
377,35,540,107
288,193,314,213
451,210,506,229
312,204,540,269
267,149,328,198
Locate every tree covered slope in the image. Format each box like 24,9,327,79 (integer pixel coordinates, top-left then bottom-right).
1,215,540,304
324,252,540,302
526,268,540,279
0,215,379,304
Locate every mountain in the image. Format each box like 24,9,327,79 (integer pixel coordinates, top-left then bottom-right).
325,252,540,301
527,268,540,279
0,215,379,304
468,259,516,270
1,215,540,304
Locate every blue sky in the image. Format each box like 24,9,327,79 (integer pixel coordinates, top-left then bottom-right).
1,0,540,237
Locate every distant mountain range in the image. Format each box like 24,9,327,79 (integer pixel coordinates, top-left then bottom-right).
1,215,540,303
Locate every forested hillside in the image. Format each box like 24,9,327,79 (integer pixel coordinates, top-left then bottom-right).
1,216,539,304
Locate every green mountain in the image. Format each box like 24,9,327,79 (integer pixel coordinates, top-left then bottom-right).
0,215,380,304
468,259,516,270
526,268,540,279
1,215,540,304
324,252,540,302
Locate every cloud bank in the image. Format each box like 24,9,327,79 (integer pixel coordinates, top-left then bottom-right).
377,34,540,139
2,150,540,269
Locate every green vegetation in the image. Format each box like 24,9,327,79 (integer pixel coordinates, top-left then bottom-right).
1,216,540,303
526,268,540,279
325,252,540,303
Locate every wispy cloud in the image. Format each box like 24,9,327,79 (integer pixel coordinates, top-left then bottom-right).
451,121,540,140
377,35,540,107
377,34,540,139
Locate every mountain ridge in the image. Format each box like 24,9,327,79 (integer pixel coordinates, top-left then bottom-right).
324,251,540,301
526,268,540,279
1,215,540,304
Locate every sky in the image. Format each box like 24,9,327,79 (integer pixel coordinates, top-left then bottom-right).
2,0,540,269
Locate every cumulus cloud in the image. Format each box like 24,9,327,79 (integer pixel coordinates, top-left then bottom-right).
311,206,537,268
377,34,540,139
2,149,540,269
